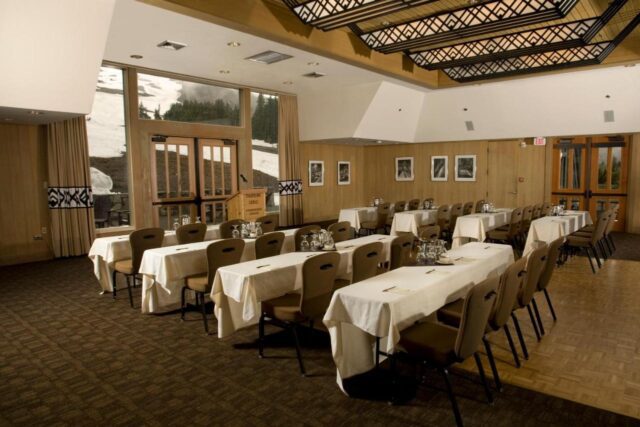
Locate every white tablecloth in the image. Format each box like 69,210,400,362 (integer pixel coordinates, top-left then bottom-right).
390,209,438,237
338,207,378,231
137,229,297,313
323,242,514,388
523,211,592,256
451,209,512,248
211,234,395,338
87,225,221,292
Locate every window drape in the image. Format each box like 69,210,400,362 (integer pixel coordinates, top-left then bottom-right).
277,95,304,226
46,117,95,257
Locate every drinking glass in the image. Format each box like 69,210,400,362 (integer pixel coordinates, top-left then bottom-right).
172,221,180,231
300,234,310,252
255,222,262,236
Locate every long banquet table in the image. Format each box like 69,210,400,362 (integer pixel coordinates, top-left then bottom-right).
338,207,378,231
523,210,592,255
323,242,514,392
211,234,395,338
137,229,297,313
451,209,512,248
88,224,221,293
390,209,438,237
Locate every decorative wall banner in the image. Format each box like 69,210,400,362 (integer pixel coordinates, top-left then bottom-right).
48,186,94,209
278,179,303,196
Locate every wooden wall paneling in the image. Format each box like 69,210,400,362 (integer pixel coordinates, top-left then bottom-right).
516,142,547,206
487,140,518,208
626,134,640,233
0,124,52,265
299,143,366,223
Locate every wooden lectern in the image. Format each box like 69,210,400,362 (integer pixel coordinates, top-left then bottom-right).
226,188,267,222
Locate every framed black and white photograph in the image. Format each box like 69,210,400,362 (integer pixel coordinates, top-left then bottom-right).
395,157,414,181
455,155,477,181
431,156,448,181
337,161,351,185
308,160,324,186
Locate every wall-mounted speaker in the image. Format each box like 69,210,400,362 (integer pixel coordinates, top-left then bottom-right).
465,120,475,131
604,110,615,123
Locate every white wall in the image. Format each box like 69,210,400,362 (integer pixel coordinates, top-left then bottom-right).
0,0,115,115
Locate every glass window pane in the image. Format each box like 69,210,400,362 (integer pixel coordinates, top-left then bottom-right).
598,147,608,189
559,148,568,189
155,145,167,199
203,146,213,197
251,92,279,212
179,145,190,197
611,147,621,190
137,73,240,126
87,66,131,229
572,147,581,189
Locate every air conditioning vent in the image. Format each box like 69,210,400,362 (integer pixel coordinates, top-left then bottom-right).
245,50,293,64
604,110,615,123
303,71,326,78
465,120,475,131
157,40,187,51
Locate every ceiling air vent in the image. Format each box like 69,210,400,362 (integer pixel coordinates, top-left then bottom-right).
157,40,187,51
303,71,326,78
245,50,293,64
604,110,615,123
465,120,475,131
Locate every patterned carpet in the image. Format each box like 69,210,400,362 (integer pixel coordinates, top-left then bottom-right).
1,236,639,426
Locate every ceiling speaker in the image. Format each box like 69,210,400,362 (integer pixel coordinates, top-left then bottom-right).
465,120,475,131
604,110,615,122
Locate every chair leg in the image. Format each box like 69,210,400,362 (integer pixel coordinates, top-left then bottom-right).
583,247,597,274
543,289,557,321
598,240,608,260
126,275,134,308
258,313,265,358
590,244,602,269
111,270,117,299
609,234,616,251
375,337,381,368
198,293,209,334
482,337,503,392
503,324,521,368
180,287,186,321
440,367,464,427
603,236,613,256
473,353,494,404
526,304,541,341
511,313,529,360
531,298,545,336
388,352,397,405
291,324,306,376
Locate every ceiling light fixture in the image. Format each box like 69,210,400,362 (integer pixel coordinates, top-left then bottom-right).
29,110,43,116
287,0,435,31
227,41,241,47
157,40,187,51
307,61,320,66
130,54,143,59
303,71,326,78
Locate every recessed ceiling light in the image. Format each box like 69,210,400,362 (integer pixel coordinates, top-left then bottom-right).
307,61,320,66
130,54,143,59
376,140,382,144
157,40,187,51
227,41,241,47
381,20,390,26
283,80,293,85
605,94,611,98
29,110,43,116
219,70,230,74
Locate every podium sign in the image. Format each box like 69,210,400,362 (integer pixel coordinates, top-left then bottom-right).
226,188,266,221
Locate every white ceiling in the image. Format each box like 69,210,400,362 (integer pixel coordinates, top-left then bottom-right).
104,0,427,96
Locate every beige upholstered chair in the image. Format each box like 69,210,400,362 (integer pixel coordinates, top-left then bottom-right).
391,276,499,426
389,234,414,270
175,223,207,244
407,199,421,210
449,203,463,234
565,213,608,273
475,200,486,213
462,202,474,215
256,214,279,233
219,219,245,239
258,252,340,375
182,238,245,333
334,242,383,290
486,207,523,249
534,237,564,333
255,232,285,259
294,225,321,251
541,202,552,216
327,221,351,243
360,203,389,235
112,228,164,308
436,205,452,240
419,225,441,241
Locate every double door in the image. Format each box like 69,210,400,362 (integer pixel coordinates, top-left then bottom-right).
149,136,238,229
551,135,629,231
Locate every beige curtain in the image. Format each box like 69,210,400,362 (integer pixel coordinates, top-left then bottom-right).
278,95,304,226
47,117,95,257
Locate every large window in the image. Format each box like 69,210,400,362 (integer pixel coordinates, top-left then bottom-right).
86,66,131,229
137,73,240,126
251,92,279,213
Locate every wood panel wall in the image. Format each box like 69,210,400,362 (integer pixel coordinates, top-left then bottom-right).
0,124,52,265
299,143,367,223
627,134,640,234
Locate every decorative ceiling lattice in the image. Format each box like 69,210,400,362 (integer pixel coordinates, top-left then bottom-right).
444,12,640,82
284,0,436,31
358,0,579,53
281,0,640,82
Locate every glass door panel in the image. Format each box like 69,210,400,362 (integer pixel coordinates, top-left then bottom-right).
551,137,587,210
199,139,238,224
151,137,195,202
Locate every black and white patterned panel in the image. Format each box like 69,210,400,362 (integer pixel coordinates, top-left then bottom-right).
48,187,94,209
278,180,303,196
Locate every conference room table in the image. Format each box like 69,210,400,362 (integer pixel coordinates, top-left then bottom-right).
323,242,514,393
137,229,297,313
211,234,395,338
390,209,439,237
522,210,592,255
88,224,221,293
451,209,513,248
338,204,397,232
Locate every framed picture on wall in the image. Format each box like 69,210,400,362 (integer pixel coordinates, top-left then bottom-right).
455,155,476,181
337,161,351,185
431,156,448,181
395,157,414,181
309,160,324,186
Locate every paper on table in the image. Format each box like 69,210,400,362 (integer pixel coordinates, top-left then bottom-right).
382,286,414,295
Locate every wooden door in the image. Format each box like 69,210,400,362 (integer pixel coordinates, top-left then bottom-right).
551,137,588,211
487,141,518,208
199,139,238,224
